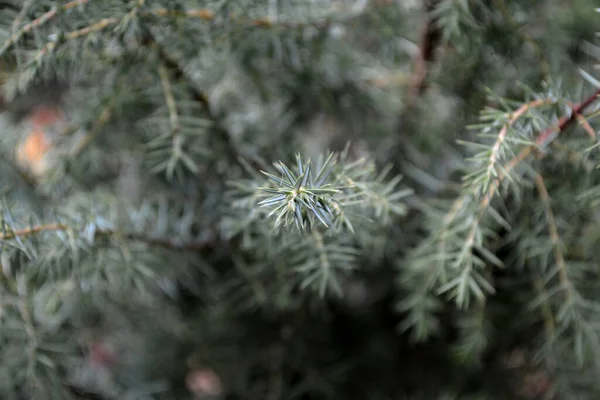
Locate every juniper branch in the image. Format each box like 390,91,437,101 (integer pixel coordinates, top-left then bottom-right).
2,0,378,58
0,0,89,56
424,88,600,308
140,28,242,167
0,222,213,252
458,87,600,221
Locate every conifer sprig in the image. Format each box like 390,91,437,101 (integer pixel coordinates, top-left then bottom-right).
222,148,410,298
257,149,411,232
258,152,340,231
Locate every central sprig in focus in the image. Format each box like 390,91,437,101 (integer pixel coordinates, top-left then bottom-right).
258,153,342,231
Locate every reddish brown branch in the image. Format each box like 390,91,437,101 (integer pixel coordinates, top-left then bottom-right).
536,88,600,147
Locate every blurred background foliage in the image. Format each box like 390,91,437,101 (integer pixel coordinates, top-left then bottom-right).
0,0,599,399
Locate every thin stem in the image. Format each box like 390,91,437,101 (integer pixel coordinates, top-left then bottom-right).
534,173,573,302
0,222,67,240
142,30,241,167
484,99,554,190
532,273,556,335
312,230,331,297
147,8,216,20
68,104,114,157
18,294,41,391
158,65,180,135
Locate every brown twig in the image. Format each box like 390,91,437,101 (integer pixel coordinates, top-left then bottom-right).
535,89,600,146
405,0,442,108
0,222,67,239
390,1,442,165
0,222,212,252
149,8,215,20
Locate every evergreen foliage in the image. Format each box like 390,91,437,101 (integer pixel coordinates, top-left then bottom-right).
0,0,598,399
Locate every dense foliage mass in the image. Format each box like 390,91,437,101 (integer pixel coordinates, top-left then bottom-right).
0,0,599,399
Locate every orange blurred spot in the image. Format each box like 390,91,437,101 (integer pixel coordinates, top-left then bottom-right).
17,128,52,165
15,106,65,176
